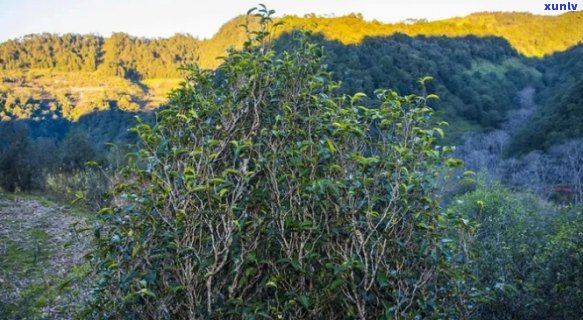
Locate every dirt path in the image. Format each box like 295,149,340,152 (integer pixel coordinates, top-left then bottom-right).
0,195,91,319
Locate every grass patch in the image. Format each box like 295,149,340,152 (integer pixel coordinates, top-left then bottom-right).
0,239,49,277
0,194,92,319
29,229,49,242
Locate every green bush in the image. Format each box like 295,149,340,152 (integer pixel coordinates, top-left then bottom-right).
449,180,583,319
86,7,471,319
535,206,583,319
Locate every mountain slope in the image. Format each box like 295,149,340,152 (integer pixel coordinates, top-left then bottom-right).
0,10,580,143
509,44,583,154
284,33,541,141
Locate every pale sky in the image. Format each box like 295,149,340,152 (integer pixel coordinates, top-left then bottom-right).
0,0,566,42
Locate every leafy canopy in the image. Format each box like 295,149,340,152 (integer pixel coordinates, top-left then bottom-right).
88,6,470,319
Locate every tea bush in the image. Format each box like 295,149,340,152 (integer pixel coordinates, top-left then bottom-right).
86,7,471,319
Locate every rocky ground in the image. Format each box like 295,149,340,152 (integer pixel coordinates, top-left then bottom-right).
0,194,91,319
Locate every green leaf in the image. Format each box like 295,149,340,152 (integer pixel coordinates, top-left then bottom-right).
418,76,433,84
326,138,336,153
137,288,156,298
191,186,207,192
329,278,344,290
209,178,225,184
351,92,367,104
298,295,310,309
132,244,142,258
219,188,230,197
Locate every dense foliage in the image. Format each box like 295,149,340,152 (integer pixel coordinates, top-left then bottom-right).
449,181,583,319
510,45,583,154
0,109,146,203
0,33,199,78
87,10,471,319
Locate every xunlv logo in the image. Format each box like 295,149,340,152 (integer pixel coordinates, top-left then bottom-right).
544,2,579,10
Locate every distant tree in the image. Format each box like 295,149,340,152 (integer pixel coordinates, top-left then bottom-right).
0,124,46,191
60,130,97,172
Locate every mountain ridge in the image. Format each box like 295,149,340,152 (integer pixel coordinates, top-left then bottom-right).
1,11,582,71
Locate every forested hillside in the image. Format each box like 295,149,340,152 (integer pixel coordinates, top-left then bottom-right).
510,44,583,153
2,11,581,72
0,11,580,128
1,10,582,196
296,34,540,140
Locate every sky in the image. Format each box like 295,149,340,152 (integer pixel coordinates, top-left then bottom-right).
0,0,565,42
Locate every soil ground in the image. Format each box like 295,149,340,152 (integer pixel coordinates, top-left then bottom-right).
0,194,91,319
